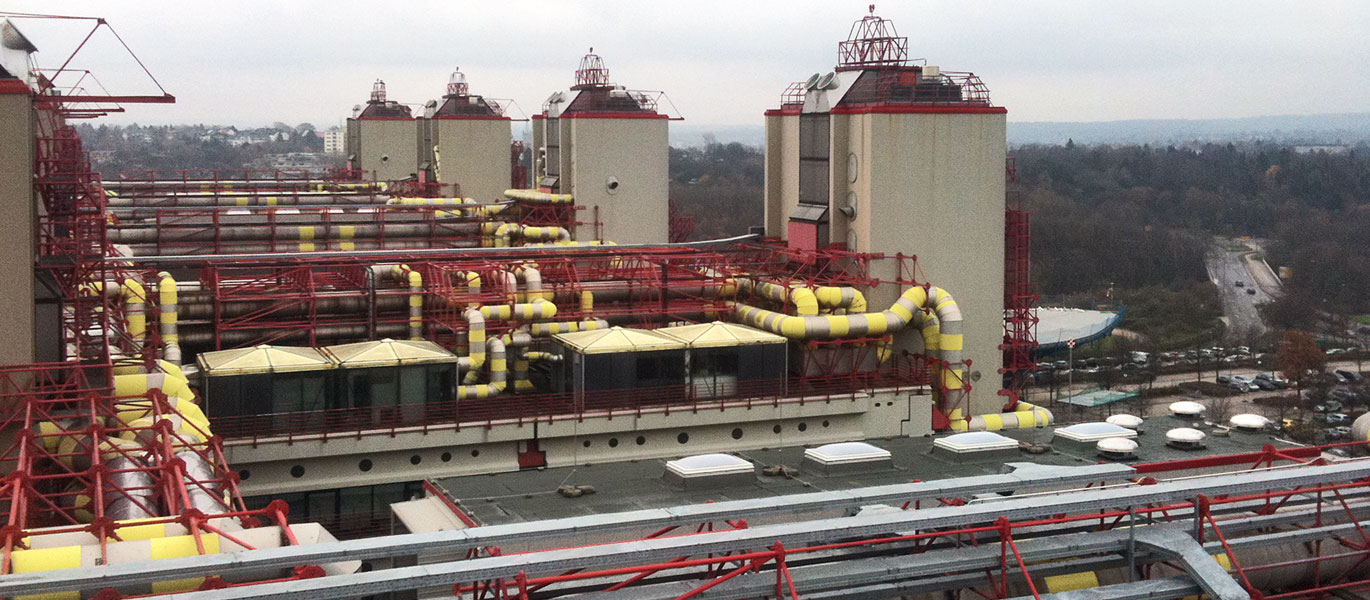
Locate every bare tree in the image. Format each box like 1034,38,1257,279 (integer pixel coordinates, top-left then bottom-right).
1207,394,1238,425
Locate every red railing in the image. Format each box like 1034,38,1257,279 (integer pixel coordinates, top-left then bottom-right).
214,360,934,446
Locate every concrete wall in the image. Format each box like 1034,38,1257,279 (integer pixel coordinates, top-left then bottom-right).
226,388,926,496
432,118,512,202
762,113,800,237
565,117,669,244
0,88,34,366
356,119,420,181
862,112,1007,415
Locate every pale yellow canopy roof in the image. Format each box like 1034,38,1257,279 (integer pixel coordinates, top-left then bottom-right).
323,338,458,368
553,327,687,355
197,344,333,376
656,321,786,348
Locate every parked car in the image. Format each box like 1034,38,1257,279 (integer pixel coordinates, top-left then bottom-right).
1217,375,1233,384
1323,428,1347,440
1235,281,1244,287
1246,288,1256,295
1314,401,1344,413
1335,369,1364,382
1324,413,1351,424
1252,379,1277,391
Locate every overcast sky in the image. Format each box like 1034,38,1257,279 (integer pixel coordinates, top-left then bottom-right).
7,1,1368,128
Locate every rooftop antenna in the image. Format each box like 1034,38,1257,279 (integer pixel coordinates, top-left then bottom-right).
836,4,909,70
446,67,469,97
370,79,386,103
573,47,610,90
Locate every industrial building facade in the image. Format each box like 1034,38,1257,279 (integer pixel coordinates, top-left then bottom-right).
1,9,1368,600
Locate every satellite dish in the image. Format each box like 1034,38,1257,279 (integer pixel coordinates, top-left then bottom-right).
351,104,362,117
819,72,840,90
804,73,823,90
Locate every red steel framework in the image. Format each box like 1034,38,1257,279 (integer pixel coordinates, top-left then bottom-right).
1001,158,1038,410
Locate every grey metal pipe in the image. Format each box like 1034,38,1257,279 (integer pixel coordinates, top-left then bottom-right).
109,222,481,243
103,233,763,264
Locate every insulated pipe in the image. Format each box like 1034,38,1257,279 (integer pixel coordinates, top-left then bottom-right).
528,319,610,337
515,265,550,302
122,239,480,257
950,401,1054,432
456,337,506,400
388,265,424,340
458,308,486,382
121,279,148,353
108,233,759,264
734,278,866,317
479,299,558,321
581,291,594,315
386,197,473,206
734,285,966,411
480,222,518,248
512,351,533,392
108,222,482,244
504,189,573,204
105,193,384,208
158,272,181,365
519,226,572,243
524,351,563,362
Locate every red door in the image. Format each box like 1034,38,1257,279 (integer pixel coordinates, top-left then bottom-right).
517,440,546,469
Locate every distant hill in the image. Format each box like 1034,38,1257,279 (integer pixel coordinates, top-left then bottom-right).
669,113,1370,149
1008,113,1370,147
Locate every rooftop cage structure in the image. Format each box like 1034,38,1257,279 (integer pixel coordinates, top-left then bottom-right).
836,5,910,70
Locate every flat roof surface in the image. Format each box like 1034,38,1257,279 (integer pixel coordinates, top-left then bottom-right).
436,416,1279,526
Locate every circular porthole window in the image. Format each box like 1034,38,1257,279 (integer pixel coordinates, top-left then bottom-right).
731,428,744,440
359,459,373,472
290,465,305,478
606,176,620,194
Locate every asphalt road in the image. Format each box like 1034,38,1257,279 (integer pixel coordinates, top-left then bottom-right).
1206,242,1279,338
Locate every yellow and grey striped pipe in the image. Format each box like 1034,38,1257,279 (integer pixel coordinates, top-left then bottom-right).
504,189,574,204
459,308,486,384
157,272,181,365
948,401,1054,432
389,265,424,340
734,285,965,410
529,318,610,337
121,279,147,354
479,298,558,321
456,337,507,399
515,265,553,302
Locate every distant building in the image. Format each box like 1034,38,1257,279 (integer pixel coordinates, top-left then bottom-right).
322,128,345,154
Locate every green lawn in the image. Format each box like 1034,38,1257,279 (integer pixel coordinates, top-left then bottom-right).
1353,315,1370,325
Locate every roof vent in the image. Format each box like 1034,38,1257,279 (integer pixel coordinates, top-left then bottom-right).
1097,437,1138,460
1054,422,1138,443
1229,414,1270,432
803,442,893,474
663,454,755,489
933,432,1019,456
1169,401,1206,418
1106,414,1144,430
1166,427,1207,450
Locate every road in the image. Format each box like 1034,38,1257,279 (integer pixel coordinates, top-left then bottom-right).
1206,240,1280,339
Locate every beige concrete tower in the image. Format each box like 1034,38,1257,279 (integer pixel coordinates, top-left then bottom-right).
0,36,36,367
764,9,1008,415
531,50,669,245
346,80,421,182
427,69,512,202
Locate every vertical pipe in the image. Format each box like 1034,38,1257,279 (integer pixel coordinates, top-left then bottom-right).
158,272,181,365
